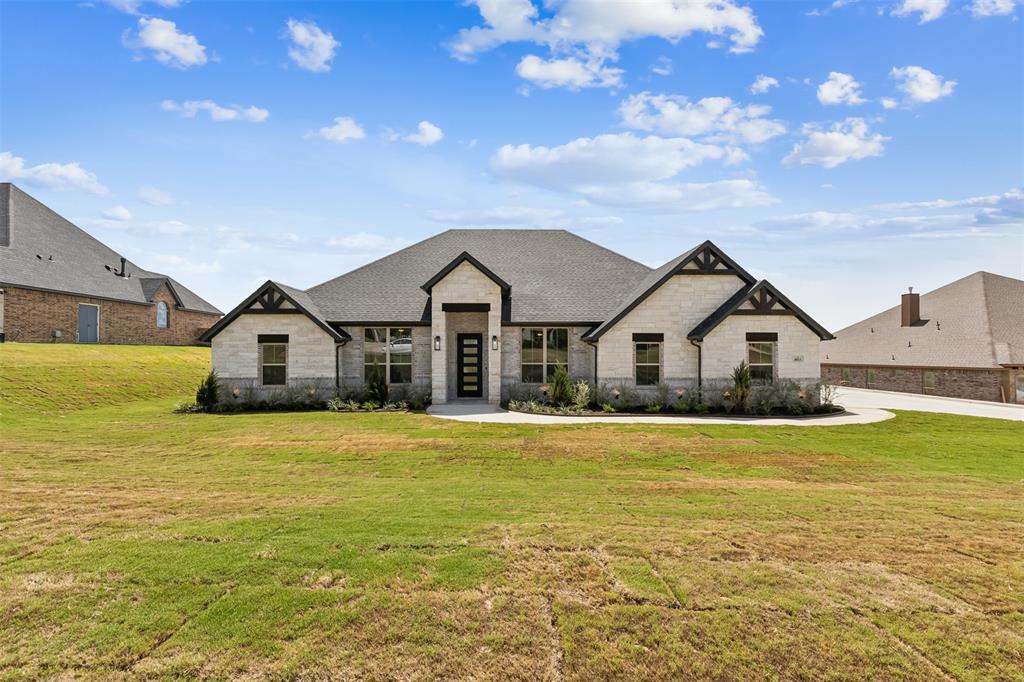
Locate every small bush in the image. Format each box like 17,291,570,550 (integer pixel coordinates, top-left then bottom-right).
592,383,613,406
644,403,664,414
549,364,572,406
654,382,672,407
327,398,361,412
601,403,616,413
173,400,201,414
725,362,752,414
571,380,591,410
361,400,381,411
195,370,220,412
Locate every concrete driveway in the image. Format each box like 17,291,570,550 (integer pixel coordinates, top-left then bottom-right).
835,387,1024,421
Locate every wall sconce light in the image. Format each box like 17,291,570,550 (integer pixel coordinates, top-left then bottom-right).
434,335,441,351
491,335,499,351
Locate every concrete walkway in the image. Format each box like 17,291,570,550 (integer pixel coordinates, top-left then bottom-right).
427,400,894,427
835,387,1024,421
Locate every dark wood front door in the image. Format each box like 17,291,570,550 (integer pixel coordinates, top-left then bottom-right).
456,333,483,398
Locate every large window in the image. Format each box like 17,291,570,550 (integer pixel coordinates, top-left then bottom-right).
747,342,775,384
923,370,937,394
156,301,169,328
364,327,413,384
521,328,568,382
260,342,287,386
634,342,661,386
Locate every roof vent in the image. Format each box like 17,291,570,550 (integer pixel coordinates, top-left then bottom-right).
901,287,920,327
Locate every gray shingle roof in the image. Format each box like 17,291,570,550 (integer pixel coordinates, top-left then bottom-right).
821,272,1024,369
688,280,834,341
0,183,221,315
305,229,652,323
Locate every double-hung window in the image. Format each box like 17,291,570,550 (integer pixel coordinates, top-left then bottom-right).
633,333,662,386
364,327,413,384
746,333,776,384
156,301,169,328
258,334,288,386
521,328,568,382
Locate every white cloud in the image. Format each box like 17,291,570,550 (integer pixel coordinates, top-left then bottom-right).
105,0,181,14
783,118,888,168
650,56,673,76
515,54,623,89
872,187,1021,212
750,74,779,95
0,152,108,195
137,186,175,206
326,232,409,252
318,117,366,143
402,121,444,146
427,205,564,225
969,0,1018,16
149,253,220,274
490,132,774,210
880,97,898,109
124,18,206,68
816,72,865,105
161,99,270,123
102,205,132,221
890,65,956,104
285,19,339,73
449,0,763,89
892,0,949,22
618,92,785,145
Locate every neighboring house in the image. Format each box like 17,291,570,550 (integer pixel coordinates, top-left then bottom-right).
821,272,1024,404
202,230,832,405
0,183,221,344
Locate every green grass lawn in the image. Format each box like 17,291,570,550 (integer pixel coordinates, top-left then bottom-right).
0,343,1022,680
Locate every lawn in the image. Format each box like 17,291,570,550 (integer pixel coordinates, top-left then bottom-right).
0,344,1021,681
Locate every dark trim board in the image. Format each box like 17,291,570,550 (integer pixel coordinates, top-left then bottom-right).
199,281,350,343
746,332,778,342
632,333,664,342
442,303,490,313
688,280,833,341
258,334,289,343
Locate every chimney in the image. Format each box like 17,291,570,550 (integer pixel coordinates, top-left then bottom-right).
0,183,10,247
901,287,920,327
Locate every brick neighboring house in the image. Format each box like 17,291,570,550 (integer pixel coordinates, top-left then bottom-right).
0,183,221,345
821,272,1024,404
201,230,833,405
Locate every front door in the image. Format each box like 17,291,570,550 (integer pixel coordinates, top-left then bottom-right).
456,333,483,398
78,304,98,343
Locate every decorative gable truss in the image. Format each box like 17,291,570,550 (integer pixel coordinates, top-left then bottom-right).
248,287,299,313
733,286,793,315
689,280,834,341
674,241,751,278
199,280,350,343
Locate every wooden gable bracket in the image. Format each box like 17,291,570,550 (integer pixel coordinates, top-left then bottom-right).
247,286,301,314
733,287,794,316
675,244,741,276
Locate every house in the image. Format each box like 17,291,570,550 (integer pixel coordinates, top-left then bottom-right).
202,230,832,405
0,183,221,344
821,272,1024,404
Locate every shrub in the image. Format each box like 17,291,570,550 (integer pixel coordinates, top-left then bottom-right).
592,383,613,406
571,380,591,410
601,403,616,413
361,400,381,411
195,371,220,413
549,364,572,406
405,387,432,411
505,382,542,404
366,360,388,404
654,382,672,407
327,398,361,412
726,361,752,414
173,400,201,414
644,403,664,413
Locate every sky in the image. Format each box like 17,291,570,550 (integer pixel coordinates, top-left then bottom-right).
1,0,1022,331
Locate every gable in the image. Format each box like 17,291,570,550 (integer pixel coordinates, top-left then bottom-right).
688,281,833,341
199,281,349,343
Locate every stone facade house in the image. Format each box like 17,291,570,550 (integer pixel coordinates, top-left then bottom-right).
821,272,1024,404
203,230,832,405
0,183,221,344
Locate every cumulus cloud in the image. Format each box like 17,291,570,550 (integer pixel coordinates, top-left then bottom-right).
102,205,132,221
318,117,366,143
873,187,1022,213
880,97,898,109
816,72,866,105
618,92,785,145
969,0,1018,16
892,0,949,22
750,74,779,95
650,56,673,76
161,99,269,122
327,232,410,253
516,54,623,89
285,19,339,73
490,132,775,210
105,0,181,14
124,17,206,68
449,0,763,89
137,186,175,206
0,152,108,195
783,118,888,168
890,65,956,105
403,121,444,146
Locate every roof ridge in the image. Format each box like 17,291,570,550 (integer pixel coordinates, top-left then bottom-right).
977,272,999,366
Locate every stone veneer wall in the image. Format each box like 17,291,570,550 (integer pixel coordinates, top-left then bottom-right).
337,326,432,393
0,285,218,345
596,274,746,387
211,313,336,385
703,315,821,382
500,326,596,387
821,364,1013,403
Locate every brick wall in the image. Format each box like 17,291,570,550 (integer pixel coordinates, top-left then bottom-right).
1,285,218,345
821,364,1010,402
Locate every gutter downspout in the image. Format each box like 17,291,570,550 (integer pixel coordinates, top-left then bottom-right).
689,339,702,389
335,340,347,392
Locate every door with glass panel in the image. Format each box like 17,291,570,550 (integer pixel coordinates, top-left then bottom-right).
456,333,483,398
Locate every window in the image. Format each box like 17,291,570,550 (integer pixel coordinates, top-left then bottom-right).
260,343,287,386
364,327,413,384
1016,375,1024,404
747,342,775,384
841,367,851,384
867,368,877,387
634,342,661,386
521,328,568,382
156,301,169,328
923,370,937,394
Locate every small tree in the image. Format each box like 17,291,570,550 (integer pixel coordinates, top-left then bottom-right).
549,364,572,406
729,360,752,414
195,370,220,413
366,359,388,404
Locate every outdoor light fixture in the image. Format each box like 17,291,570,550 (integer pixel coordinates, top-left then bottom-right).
434,336,441,351
491,335,498,351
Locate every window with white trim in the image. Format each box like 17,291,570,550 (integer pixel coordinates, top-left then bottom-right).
634,342,661,386
364,327,413,384
156,301,169,328
923,370,937,394
521,328,568,383
259,338,287,386
747,341,775,384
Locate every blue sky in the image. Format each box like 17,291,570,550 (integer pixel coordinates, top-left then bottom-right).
2,0,1021,330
